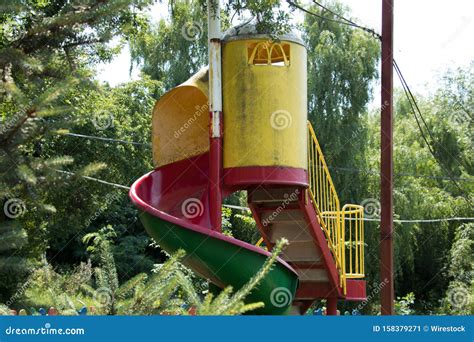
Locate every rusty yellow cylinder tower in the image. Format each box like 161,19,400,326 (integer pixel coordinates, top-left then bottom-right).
221,24,308,187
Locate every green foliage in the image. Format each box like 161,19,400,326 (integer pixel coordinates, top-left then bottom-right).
395,292,415,315
361,64,473,314
0,0,155,300
9,234,288,316
130,0,208,89
302,1,379,203
225,0,291,35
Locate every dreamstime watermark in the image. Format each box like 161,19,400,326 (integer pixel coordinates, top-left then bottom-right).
181,21,203,42
181,198,204,219
174,104,208,138
270,110,292,131
447,285,471,309
3,198,26,219
2,20,24,42
5,277,34,307
270,287,293,308
92,112,114,130
360,198,381,219
4,323,85,336
261,189,300,227
0,105,30,137
93,287,113,308
356,277,389,310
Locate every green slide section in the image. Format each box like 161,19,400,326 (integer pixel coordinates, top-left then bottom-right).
139,212,298,315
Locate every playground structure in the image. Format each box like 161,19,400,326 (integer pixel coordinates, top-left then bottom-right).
129,22,367,315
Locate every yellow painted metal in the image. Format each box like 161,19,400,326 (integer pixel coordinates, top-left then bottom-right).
152,68,209,167
307,121,365,294
222,39,307,169
342,204,365,279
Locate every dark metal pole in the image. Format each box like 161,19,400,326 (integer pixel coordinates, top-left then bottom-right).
380,0,394,315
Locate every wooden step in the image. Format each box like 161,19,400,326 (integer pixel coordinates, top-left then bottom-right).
260,209,305,224
268,222,313,241
295,268,328,282
281,241,322,262
249,187,301,204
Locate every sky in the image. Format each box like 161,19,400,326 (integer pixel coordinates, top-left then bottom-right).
96,0,474,107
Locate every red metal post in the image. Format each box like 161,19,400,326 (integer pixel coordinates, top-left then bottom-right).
209,111,222,231
380,0,394,315
326,297,338,316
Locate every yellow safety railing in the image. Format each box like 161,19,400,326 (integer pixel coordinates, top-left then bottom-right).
307,121,364,294
341,204,365,279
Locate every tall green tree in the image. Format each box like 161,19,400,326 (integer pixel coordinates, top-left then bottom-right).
0,0,153,300
302,1,380,203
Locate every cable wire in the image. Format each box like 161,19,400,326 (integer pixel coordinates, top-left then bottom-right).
286,0,381,39
311,0,381,39
394,61,473,207
63,132,151,147
53,169,474,224
288,1,473,207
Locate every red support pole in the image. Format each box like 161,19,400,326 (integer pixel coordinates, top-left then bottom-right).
326,297,338,316
380,0,394,315
209,111,222,231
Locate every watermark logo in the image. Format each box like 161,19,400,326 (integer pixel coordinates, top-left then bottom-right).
93,287,113,308
2,21,24,42
262,189,300,227
447,285,470,309
92,112,114,131
174,104,208,138
360,198,381,219
181,198,204,219
270,110,292,131
181,21,203,42
3,198,26,219
270,287,293,308
357,278,389,311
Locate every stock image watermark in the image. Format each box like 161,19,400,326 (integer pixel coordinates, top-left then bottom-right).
262,189,300,227
3,197,26,219
4,323,85,336
181,21,203,42
360,198,381,219
174,104,208,138
270,287,293,308
181,198,204,219
270,110,292,131
92,111,114,131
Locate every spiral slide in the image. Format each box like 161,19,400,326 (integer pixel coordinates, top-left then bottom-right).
129,151,299,315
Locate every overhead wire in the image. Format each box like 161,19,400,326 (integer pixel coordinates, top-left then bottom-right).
54,168,474,224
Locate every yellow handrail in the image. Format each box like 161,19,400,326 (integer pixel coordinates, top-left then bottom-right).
307,121,365,294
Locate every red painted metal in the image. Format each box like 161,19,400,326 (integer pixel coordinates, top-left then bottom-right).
291,263,326,270
295,282,338,299
248,202,275,250
326,297,338,315
299,190,343,298
209,111,223,231
345,280,367,301
248,186,353,301
223,166,308,188
381,0,395,315
129,152,297,273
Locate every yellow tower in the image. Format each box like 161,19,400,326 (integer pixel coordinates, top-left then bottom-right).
221,24,308,187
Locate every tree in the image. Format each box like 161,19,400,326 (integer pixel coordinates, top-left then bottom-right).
0,0,153,300
302,1,380,203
